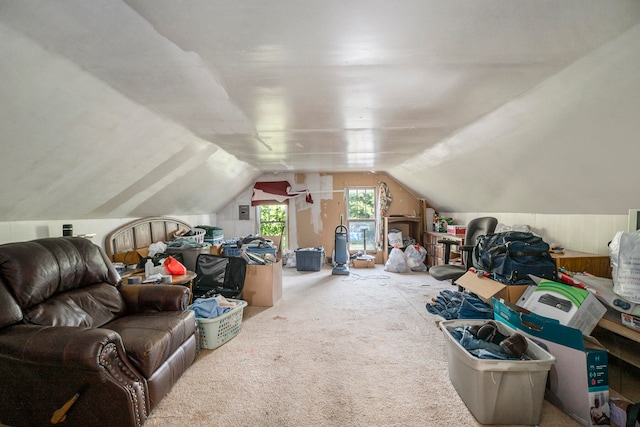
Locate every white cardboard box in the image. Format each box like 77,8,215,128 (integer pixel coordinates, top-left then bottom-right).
518,279,606,335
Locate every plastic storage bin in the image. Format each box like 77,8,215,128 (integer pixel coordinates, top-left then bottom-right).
295,248,325,271
165,246,210,272
192,299,248,349
222,243,240,257
439,319,556,425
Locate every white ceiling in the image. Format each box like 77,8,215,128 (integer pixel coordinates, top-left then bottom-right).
1,1,640,220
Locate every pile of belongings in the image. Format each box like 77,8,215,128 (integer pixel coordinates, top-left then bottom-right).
446,321,529,360
426,289,493,320
189,295,237,319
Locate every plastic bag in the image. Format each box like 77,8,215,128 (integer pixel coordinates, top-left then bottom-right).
165,256,187,275
282,250,297,268
384,247,410,273
404,244,427,272
610,230,640,303
148,241,167,257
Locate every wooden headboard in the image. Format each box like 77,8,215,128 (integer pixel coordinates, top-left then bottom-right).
105,216,194,261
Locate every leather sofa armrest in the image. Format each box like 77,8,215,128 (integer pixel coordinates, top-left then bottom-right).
0,325,131,370
119,284,190,313
0,325,148,427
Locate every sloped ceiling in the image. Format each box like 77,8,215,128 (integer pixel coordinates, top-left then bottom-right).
1,1,639,221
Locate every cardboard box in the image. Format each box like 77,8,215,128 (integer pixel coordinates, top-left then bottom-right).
621,312,640,332
518,279,606,335
112,248,148,265
456,271,530,306
352,257,375,268
494,299,609,427
242,259,282,307
209,244,223,256
447,225,466,235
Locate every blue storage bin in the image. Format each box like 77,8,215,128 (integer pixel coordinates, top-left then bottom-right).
295,248,325,271
223,243,240,257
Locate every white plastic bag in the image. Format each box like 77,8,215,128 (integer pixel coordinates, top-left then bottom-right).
384,247,410,273
404,244,427,272
610,230,640,303
283,250,297,268
148,241,167,257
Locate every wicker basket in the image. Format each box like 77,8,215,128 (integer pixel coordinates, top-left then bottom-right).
193,299,247,349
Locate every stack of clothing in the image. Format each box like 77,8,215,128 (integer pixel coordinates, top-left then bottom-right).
426,290,492,320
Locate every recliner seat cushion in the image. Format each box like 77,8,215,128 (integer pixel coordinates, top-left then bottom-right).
104,310,197,378
24,283,126,327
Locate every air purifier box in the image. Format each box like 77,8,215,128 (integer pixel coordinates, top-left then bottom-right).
494,299,609,427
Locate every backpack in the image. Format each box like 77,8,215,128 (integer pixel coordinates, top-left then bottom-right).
472,231,556,285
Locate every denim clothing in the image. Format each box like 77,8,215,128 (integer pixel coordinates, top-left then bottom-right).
426,290,493,320
458,296,493,319
448,326,523,360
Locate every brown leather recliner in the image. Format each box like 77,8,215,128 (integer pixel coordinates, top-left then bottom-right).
0,237,199,427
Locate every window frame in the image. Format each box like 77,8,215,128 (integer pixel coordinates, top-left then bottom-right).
345,186,378,254
256,203,288,250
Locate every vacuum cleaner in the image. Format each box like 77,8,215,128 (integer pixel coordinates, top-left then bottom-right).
331,220,350,276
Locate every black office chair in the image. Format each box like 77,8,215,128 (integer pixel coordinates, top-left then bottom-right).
429,217,498,284
192,253,247,299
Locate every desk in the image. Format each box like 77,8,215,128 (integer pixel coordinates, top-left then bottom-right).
550,250,612,278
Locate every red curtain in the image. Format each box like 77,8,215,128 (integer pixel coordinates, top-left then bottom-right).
251,181,313,206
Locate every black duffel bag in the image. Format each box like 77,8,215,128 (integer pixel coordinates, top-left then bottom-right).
472,231,556,285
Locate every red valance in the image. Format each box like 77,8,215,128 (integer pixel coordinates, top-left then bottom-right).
251,181,313,206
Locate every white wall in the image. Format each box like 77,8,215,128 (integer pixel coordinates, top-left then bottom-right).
442,212,628,255
215,186,257,240
0,214,216,251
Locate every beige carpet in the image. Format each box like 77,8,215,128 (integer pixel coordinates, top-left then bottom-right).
145,264,581,427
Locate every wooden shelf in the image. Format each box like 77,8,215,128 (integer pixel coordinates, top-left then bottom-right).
550,249,612,278
424,231,465,268
382,217,421,263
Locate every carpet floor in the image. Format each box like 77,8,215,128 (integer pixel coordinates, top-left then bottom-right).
145,264,581,427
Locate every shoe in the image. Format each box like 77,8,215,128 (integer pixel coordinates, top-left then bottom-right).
500,333,528,358
476,321,508,344
467,323,482,337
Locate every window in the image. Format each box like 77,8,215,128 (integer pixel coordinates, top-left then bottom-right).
346,187,377,253
257,204,287,250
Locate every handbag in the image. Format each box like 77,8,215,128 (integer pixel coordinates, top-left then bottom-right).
165,256,187,275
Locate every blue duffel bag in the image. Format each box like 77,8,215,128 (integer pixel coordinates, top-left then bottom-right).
472,231,556,285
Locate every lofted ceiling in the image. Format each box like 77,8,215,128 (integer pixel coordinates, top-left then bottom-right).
1,1,640,221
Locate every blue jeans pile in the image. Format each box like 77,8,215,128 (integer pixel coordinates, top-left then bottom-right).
425,290,493,320
447,326,524,360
